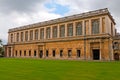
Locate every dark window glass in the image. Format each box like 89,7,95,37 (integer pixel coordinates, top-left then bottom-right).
46,50,49,57
77,50,81,57
29,50,31,56
20,50,22,56
53,50,56,57
68,50,72,57
16,50,17,56
24,50,26,56
34,50,37,56
60,50,63,57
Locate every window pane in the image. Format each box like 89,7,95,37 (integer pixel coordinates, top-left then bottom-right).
16,33,19,42
92,19,99,34
67,23,73,36
21,32,24,42
60,25,65,37
35,29,38,40
76,22,82,36
40,28,44,39
30,30,33,40
46,27,51,39
25,31,28,41
11,34,13,43
53,26,57,38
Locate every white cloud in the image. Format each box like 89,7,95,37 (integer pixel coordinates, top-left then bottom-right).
0,0,61,44
0,0,120,44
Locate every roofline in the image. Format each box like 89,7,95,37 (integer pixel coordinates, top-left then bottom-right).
8,8,115,33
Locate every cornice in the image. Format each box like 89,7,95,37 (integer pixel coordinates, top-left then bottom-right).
8,8,115,33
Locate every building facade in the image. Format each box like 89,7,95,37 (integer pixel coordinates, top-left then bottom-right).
5,8,119,60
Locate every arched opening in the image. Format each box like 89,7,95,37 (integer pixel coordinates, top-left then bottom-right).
114,53,119,61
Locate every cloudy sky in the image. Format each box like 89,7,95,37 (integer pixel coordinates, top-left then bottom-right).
0,0,120,44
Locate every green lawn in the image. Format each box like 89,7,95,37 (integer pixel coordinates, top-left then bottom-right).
0,58,120,80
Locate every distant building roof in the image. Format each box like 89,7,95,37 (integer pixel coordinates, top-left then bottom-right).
8,8,115,32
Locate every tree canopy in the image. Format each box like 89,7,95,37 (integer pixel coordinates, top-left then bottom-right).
0,39,4,57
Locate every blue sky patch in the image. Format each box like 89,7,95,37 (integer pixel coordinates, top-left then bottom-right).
45,2,70,15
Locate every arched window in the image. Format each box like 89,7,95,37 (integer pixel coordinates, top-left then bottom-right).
53,26,57,38
21,32,24,42
40,28,44,39
67,23,73,36
35,29,38,40
16,33,19,42
60,25,65,37
25,31,28,41
11,34,13,43
76,22,82,36
46,27,51,39
30,30,33,40
92,19,99,34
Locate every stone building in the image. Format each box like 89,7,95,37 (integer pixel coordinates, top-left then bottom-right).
4,8,119,60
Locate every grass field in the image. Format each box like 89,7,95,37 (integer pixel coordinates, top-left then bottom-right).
0,58,120,80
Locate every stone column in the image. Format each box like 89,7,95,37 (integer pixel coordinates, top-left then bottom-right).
28,30,30,41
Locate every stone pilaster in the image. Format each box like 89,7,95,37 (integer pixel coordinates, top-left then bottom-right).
65,24,67,37
89,19,91,35
44,27,46,39
51,26,53,39
38,29,40,40
100,17,102,34
58,25,60,38
73,22,76,36
83,20,85,35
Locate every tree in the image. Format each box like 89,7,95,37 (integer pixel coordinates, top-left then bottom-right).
0,39,4,57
